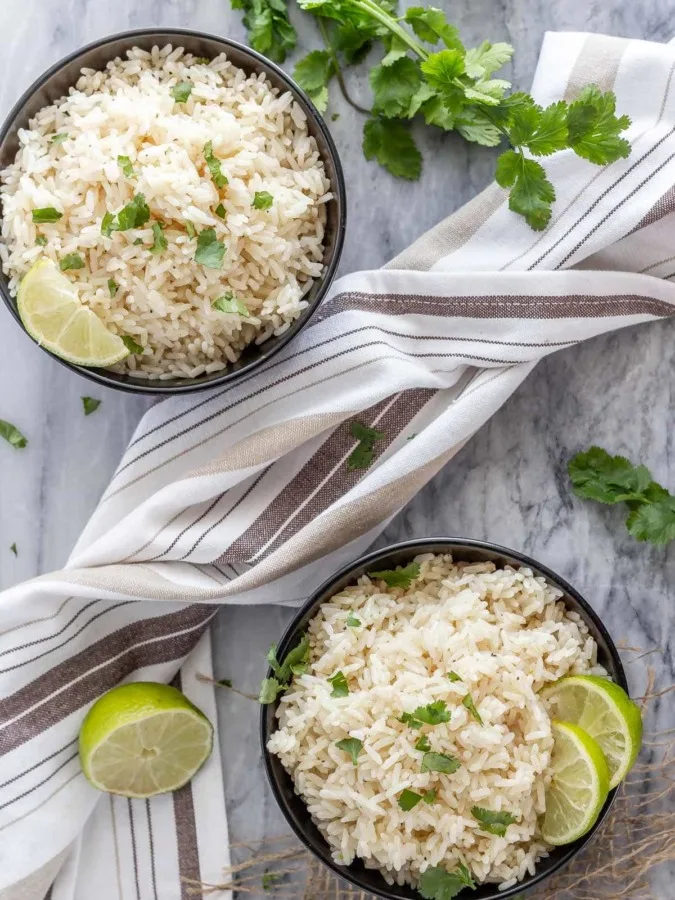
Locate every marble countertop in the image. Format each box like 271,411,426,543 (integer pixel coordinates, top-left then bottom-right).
0,1,673,897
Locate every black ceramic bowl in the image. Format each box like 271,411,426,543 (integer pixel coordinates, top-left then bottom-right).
261,538,627,900
0,29,346,394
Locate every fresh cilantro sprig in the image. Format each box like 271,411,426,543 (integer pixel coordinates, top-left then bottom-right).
471,806,517,837
419,863,476,900
569,446,675,545
234,0,631,230
399,700,450,729
259,634,311,704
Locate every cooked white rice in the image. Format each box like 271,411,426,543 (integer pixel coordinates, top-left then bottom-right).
268,554,605,891
0,45,331,379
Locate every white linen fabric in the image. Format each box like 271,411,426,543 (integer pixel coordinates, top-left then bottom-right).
1,29,674,900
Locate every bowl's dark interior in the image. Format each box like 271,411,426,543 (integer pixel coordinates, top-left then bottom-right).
261,538,627,900
0,29,345,394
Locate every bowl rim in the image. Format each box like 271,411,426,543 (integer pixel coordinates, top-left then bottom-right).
0,27,347,395
260,537,627,900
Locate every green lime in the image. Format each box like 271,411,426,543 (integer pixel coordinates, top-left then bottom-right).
541,675,642,788
541,720,610,845
79,682,213,798
18,258,129,367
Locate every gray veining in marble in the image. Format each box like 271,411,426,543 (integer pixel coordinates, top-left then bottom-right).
0,1,673,896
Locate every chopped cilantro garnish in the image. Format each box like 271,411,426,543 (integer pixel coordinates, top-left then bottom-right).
346,613,361,627
368,562,420,589
117,155,135,177
101,212,115,237
121,335,144,355
400,701,450,729
419,863,476,900
204,141,228,188
446,671,462,682
259,677,284,704
195,227,225,268
82,397,101,416
462,693,483,725
328,670,349,698
335,737,362,765
471,806,517,837
398,789,422,811
103,194,150,235
32,207,62,224
252,191,274,210
215,202,227,219
50,133,68,144
421,752,460,774
347,420,385,470
133,238,143,246
213,292,249,316
59,253,85,271
260,635,310,704
415,734,431,752
150,221,168,254
35,235,47,247
185,221,196,239
423,789,437,805
107,279,118,298
171,82,193,103
0,420,27,449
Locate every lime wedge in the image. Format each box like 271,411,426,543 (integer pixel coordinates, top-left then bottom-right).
541,720,610,845
17,258,129,367
79,682,214,798
541,675,642,788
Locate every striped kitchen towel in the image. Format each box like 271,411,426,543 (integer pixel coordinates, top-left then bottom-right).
1,29,675,900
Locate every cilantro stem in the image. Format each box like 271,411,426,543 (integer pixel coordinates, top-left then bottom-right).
317,18,372,115
354,0,429,60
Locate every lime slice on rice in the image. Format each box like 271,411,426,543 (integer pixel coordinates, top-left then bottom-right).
541,675,642,788
79,682,214,798
17,258,129,367
541,720,610,845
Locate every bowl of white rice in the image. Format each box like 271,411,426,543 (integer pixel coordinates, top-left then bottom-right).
261,538,627,900
0,29,345,393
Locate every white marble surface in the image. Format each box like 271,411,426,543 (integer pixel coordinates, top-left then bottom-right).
0,0,673,895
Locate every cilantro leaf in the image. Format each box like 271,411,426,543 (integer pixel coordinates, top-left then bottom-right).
567,85,631,165
399,712,423,729
259,677,284,704
446,671,462,683
419,864,476,900
115,194,151,231
253,191,274,210
568,447,654,504
398,789,422,811
329,670,349,697
121,335,144,355
107,279,118,298
32,207,62,224
204,141,228,189
10,543,17,556
463,41,514,79
347,418,385,470
524,101,569,156
455,109,502,147
420,50,466,111
368,562,420,589
363,117,422,181
215,202,227,219
150,222,167,255
335,737,362,765
412,700,451,726
370,57,423,117
101,212,115,238
117,155,135,177
626,497,675,545
277,635,310,682
195,228,226,268
233,0,297,64
423,789,436,804
415,734,431,752
0,420,27,449
404,7,462,50
463,79,510,106
346,613,361,627
294,50,335,112
171,82,193,103
59,253,85,271
185,221,196,239
471,806,517,837
462,693,483,724
82,397,101,416
35,235,47,247
213,292,249,316
421,752,461,774
50,133,69,144
495,150,555,230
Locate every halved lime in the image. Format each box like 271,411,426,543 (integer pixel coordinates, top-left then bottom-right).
17,258,129,367
541,720,610,845
541,675,642,788
79,682,214,798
